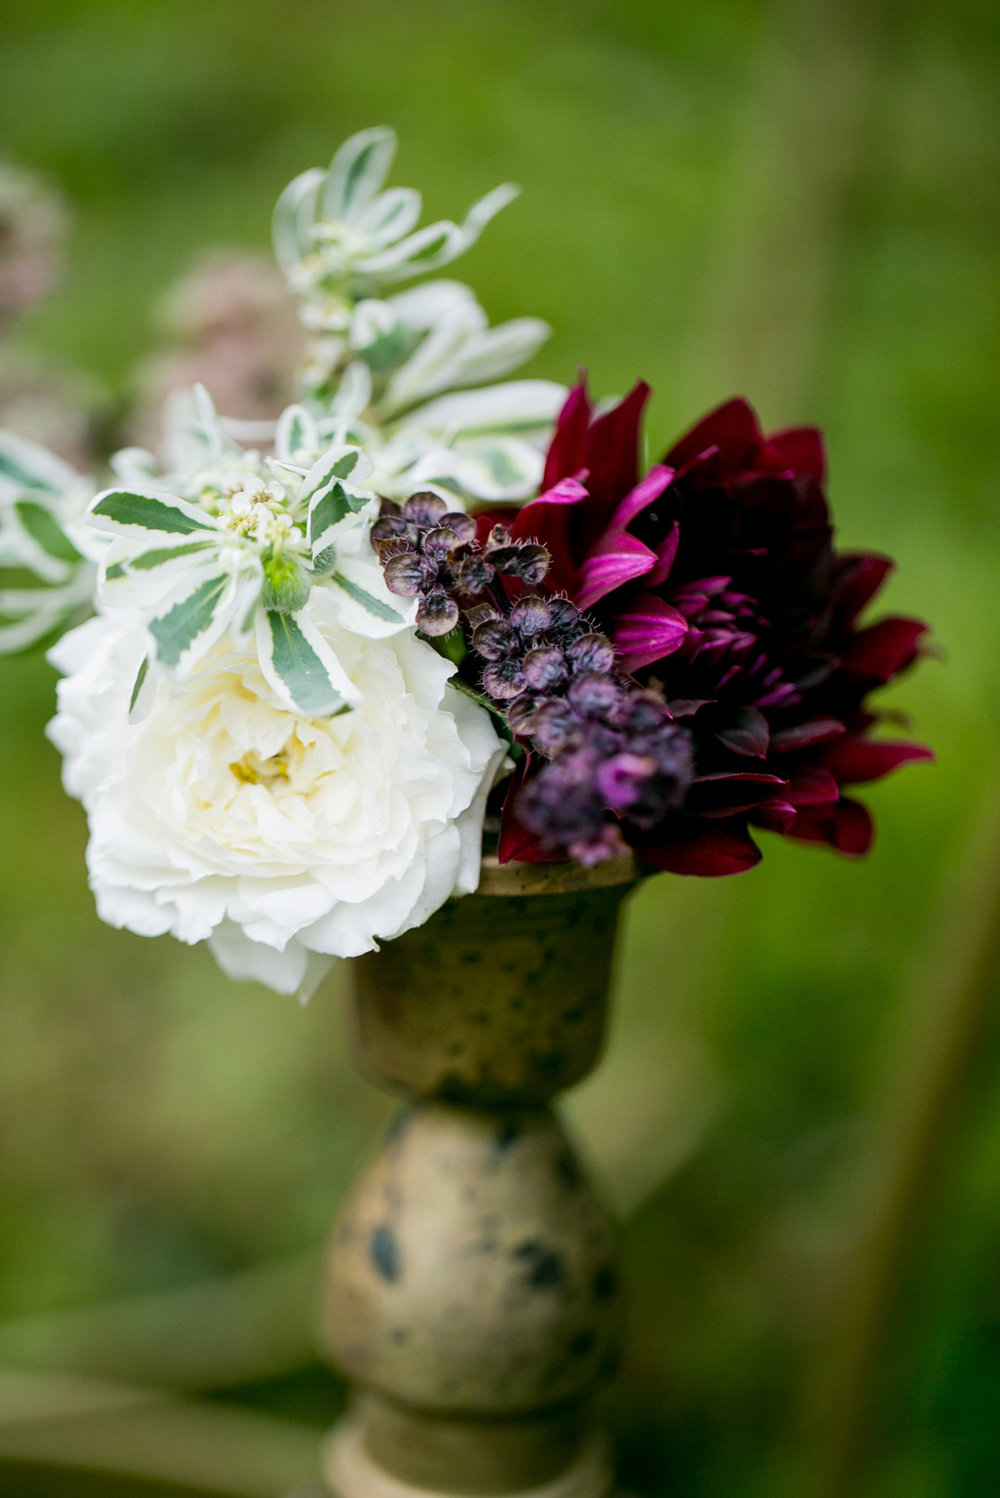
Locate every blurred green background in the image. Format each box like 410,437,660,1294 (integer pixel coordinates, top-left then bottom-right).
1,0,998,1493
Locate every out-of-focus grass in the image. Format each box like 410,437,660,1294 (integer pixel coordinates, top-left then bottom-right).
0,0,998,1495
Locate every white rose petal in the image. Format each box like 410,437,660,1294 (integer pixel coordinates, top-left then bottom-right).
47,598,507,999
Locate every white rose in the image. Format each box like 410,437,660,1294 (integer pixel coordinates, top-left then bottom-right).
47,590,507,999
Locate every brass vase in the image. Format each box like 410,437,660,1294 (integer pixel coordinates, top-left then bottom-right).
322,856,639,1498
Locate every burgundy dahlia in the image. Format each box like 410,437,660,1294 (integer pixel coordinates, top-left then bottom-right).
504,382,932,874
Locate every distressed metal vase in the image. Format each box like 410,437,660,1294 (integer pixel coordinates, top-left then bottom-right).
322,855,639,1498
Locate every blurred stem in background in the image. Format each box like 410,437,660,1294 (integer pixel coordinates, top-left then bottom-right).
805,771,1000,1497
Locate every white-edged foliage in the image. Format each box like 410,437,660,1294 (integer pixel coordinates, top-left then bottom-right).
87,389,413,714
0,430,99,651
273,129,565,505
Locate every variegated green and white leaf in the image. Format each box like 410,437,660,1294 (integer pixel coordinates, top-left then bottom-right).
0,571,97,654
127,655,155,724
88,488,218,542
350,299,411,372
8,499,82,581
256,607,360,717
378,299,486,416
109,446,161,487
322,127,397,224
329,560,410,639
300,443,369,506
355,186,422,247
408,436,546,503
408,380,566,442
385,279,478,331
272,167,324,277
0,430,79,499
308,481,373,557
148,571,234,672
356,220,465,283
356,182,519,284
100,542,223,613
274,404,318,464
325,360,372,422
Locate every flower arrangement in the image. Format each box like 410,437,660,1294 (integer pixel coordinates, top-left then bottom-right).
0,128,932,998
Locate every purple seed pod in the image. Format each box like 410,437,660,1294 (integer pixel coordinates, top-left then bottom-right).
482,659,528,700
567,633,616,673
509,595,552,637
383,551,426,597
417,589,460,636
522,645,569,692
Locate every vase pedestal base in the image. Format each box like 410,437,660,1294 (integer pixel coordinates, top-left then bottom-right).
322,861,638,1498
324,1407,612,1498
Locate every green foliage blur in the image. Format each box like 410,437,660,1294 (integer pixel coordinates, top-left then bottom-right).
0,0,998,1493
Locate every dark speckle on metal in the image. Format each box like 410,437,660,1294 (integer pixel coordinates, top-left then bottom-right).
369,1224,401,1282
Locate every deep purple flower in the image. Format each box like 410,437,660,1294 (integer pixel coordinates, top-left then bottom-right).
375,491,692,865
506,382,932,874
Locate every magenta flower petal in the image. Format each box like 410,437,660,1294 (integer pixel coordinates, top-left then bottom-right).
606,464,673,533
614,594,687,672
576,531,657,611
532,476,590,508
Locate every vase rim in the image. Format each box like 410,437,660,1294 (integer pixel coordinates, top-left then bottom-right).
473,854,639,898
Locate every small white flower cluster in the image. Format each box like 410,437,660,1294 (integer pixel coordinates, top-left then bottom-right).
0,129,547,996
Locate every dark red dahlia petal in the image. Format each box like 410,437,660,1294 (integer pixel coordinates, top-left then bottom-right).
684,771,788,818
634,818,763,876
783,767,840,806
663,397,763,475
713,704,770,759
761,426,827,484
820,737,934,785
842,617,928,681
647,522,680,587
541,380,592,490
769,718,846,752
498,764,564,864
830,552,894,626
585,381,651,512
751,798,798,833
506,492,583,596
785,797,874,856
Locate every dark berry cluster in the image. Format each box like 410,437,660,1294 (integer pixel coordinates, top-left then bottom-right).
372,493,547,637
374,492,693,865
